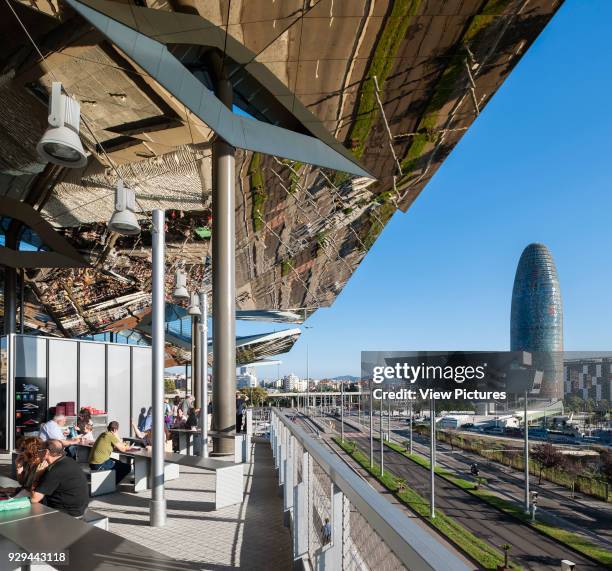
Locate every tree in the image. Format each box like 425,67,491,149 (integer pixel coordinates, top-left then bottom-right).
239,386,269,407
600,451,612,501
395,478,408,494
563,457,581,498
531,443,564,484
164,378,176,394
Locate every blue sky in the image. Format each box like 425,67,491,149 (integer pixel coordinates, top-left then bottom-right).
235,1,612,380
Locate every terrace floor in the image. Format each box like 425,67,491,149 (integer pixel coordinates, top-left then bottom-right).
2,439,293,570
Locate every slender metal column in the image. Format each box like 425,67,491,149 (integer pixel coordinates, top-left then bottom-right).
369,380,373,467
191,315,199,402
524,391,530,513
409,402,413,455
340,382,344,442
388,397,391,440
430,398,435,519
150,209,166,527
306,344,309,416
379,395,384,475
200,292,209,457
212,76,236,455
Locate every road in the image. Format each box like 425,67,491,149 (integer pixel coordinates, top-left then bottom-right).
324,414,606,571
348,412,612,548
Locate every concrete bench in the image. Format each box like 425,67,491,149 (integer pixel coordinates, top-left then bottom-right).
208,431,251,463
81,466,117,497
121,450,244,509
83,509,109,531
165,454,243,510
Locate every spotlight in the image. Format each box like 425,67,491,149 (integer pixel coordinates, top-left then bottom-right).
108,180,140,235
173,270,189,300
37,82,88,168
187,293,201,316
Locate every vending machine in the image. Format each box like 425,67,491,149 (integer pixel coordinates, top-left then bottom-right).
15,376,47,440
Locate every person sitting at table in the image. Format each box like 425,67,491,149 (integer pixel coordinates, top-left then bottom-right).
78,421,95,444
89,421,132,484
16,436,48,492
30,440,89,517
131,422,173,452
39,414,80,459
0,437,47,496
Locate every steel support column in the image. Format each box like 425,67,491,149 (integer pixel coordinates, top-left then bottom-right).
379,395,384,476
199,292,209,457
191,315,199,402
430,398,435,519
212,76,236,456
150,209,166,527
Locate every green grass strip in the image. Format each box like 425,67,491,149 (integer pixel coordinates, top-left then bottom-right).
334,437,519,570
383,440,612,567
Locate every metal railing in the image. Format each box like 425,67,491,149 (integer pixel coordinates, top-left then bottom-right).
270,409,470,571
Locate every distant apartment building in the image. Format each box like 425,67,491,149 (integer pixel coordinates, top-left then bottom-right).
564,358,612,402
236,366,259,389
283,373,307,392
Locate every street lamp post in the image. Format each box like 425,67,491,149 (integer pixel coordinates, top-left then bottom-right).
379,394,384,476
388,396,391,440
409,401,413,455
524,391,530,513
430,397,436,519
369,379,373,468
340,381,345,442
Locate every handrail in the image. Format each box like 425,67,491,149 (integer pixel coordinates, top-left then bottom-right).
272,409,471,571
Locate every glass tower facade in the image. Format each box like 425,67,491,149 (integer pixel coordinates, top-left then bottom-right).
510,243,563,401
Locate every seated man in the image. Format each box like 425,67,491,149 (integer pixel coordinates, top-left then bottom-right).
30,440,89,517
89,421,132,484
39,414,80,459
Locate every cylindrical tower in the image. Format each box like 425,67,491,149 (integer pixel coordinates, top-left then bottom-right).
510,243,563,401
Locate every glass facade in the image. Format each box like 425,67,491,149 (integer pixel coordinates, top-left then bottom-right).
510,243,563,400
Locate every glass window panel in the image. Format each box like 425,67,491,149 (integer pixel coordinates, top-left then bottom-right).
48,340,77,411
107,345,131,436
79,342,106,412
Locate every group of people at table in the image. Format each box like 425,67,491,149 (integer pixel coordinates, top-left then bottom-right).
0,392,250,519
0,404,193,519
0,418,130,519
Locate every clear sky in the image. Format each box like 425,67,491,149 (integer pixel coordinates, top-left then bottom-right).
238,0,612,380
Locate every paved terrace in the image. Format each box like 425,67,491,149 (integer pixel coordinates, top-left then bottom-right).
1,440,292,571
